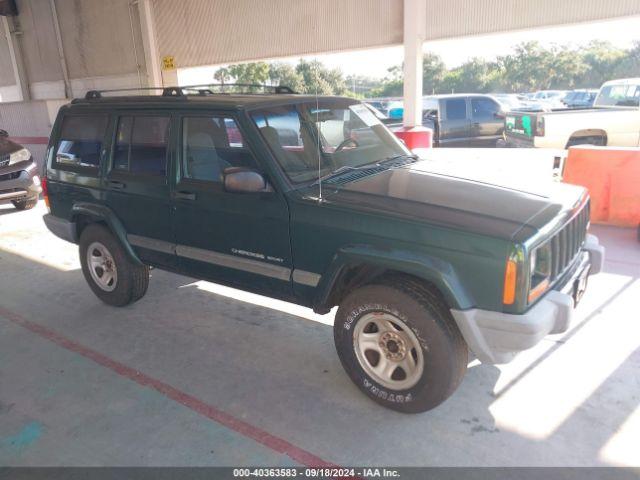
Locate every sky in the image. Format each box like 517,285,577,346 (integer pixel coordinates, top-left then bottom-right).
179,16,639,84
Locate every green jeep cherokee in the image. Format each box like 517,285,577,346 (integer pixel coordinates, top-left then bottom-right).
42,86,605,413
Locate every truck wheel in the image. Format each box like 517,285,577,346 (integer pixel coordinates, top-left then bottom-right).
12,198,38,210
334,277,467,413
79,224,149,307
566,136,605,148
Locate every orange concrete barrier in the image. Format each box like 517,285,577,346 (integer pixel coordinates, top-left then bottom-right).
563,145,640,227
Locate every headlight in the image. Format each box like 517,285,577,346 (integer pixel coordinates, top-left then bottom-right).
528,242,552,303
9,148,31,165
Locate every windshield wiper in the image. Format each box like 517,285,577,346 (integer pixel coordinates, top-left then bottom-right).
311,154,419,186
376,153,419,166
312,164,372,185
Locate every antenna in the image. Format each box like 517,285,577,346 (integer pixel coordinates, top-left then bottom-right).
315,59,323,203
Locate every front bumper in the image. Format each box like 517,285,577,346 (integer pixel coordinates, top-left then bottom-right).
451,234,605,364
0,162,41,204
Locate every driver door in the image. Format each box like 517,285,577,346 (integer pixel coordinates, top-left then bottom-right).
171,113,293,298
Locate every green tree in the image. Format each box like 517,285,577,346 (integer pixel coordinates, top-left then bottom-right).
580,41,626,87
422,52,447,93
268,62,305,92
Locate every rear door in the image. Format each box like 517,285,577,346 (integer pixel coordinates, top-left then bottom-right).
172,112,293,298
438,98,471,147
469,96,504,147
104,112,177,268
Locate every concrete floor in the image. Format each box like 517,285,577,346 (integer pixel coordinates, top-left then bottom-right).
0,201,639,467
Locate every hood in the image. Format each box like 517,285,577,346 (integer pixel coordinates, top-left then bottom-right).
0,136,24,157
301,161,586,242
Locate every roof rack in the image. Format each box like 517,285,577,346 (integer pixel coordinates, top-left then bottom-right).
84,83,296,100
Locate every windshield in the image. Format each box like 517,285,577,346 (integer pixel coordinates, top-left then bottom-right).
251,100,410,184
595,83,640,107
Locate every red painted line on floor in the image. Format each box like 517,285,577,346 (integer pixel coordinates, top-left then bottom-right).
0,305,334,468
8,136,49,145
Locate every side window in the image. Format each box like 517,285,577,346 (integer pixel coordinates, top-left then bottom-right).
182,116,256,183
471,98,500,120
445,99,467,121
113,116,169,176
55,114,108,169
114,116,133,171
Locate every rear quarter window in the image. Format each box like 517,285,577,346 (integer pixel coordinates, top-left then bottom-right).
54,114,108,171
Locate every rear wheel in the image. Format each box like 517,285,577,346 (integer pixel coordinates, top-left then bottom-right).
566,136,605,148
12,197,38,210
334,276,468,413
79,224,149,306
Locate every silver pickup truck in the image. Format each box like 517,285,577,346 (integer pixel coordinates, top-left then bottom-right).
504,78,640,149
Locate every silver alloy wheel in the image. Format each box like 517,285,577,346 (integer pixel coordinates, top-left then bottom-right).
353,312,424,390
87,241,118,292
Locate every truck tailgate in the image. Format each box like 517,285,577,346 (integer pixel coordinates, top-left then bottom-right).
505,111,538,146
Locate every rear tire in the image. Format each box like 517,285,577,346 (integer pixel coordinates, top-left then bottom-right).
12,197,38,210
334,276,467,413
566,136,605,148
79,224,149,306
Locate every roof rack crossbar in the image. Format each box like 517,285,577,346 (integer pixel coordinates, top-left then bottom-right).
84,84,296,100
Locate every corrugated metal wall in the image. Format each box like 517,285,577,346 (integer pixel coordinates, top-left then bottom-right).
151,0,640,70
17,0,63,83
0,20,14,87
55,0,146,79
151,0,404,68
424,0,640,40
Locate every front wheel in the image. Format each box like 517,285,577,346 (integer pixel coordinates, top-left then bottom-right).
334,277,468,413
79,224,149,306
12,197,38,210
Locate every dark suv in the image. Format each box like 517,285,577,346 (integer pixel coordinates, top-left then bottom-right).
0,130,41,210
422,94,505,147
43,86,604,413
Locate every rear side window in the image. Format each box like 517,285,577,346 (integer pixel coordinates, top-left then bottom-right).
445,99,466,120
55,114,108,169
113,116,170,176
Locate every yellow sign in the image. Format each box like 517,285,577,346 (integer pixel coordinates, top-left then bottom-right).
162,56,176,70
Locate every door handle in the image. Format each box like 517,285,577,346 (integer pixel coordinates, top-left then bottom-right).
109,180,126,189
174,190,196,201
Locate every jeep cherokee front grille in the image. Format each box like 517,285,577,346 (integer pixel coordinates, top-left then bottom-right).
550,200,590,280
0,153,9,168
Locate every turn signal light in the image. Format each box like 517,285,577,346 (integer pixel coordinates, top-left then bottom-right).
503,259,518,305
41,176,50,210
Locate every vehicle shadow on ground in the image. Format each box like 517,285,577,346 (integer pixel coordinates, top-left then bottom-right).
0,205,22,217
1,246,638,466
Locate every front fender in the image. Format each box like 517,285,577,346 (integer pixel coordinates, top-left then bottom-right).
314,244,474,311
71,202,143,265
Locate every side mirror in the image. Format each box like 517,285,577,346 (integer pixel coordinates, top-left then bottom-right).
223,167,272,193
494,111,506,119
0,129,8,137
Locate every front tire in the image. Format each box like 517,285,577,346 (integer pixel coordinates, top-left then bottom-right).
79,224,149,307
334,277,467,413
12,197,38,210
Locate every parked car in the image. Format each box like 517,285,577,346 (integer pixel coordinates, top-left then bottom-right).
422,94,505,147
364,102,401,128
43,86,604,413
0,129,41,210
505,78,640,148
562,89,598,109
491,93,525,112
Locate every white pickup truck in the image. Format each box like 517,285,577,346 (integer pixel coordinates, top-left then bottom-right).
504,78,640,149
